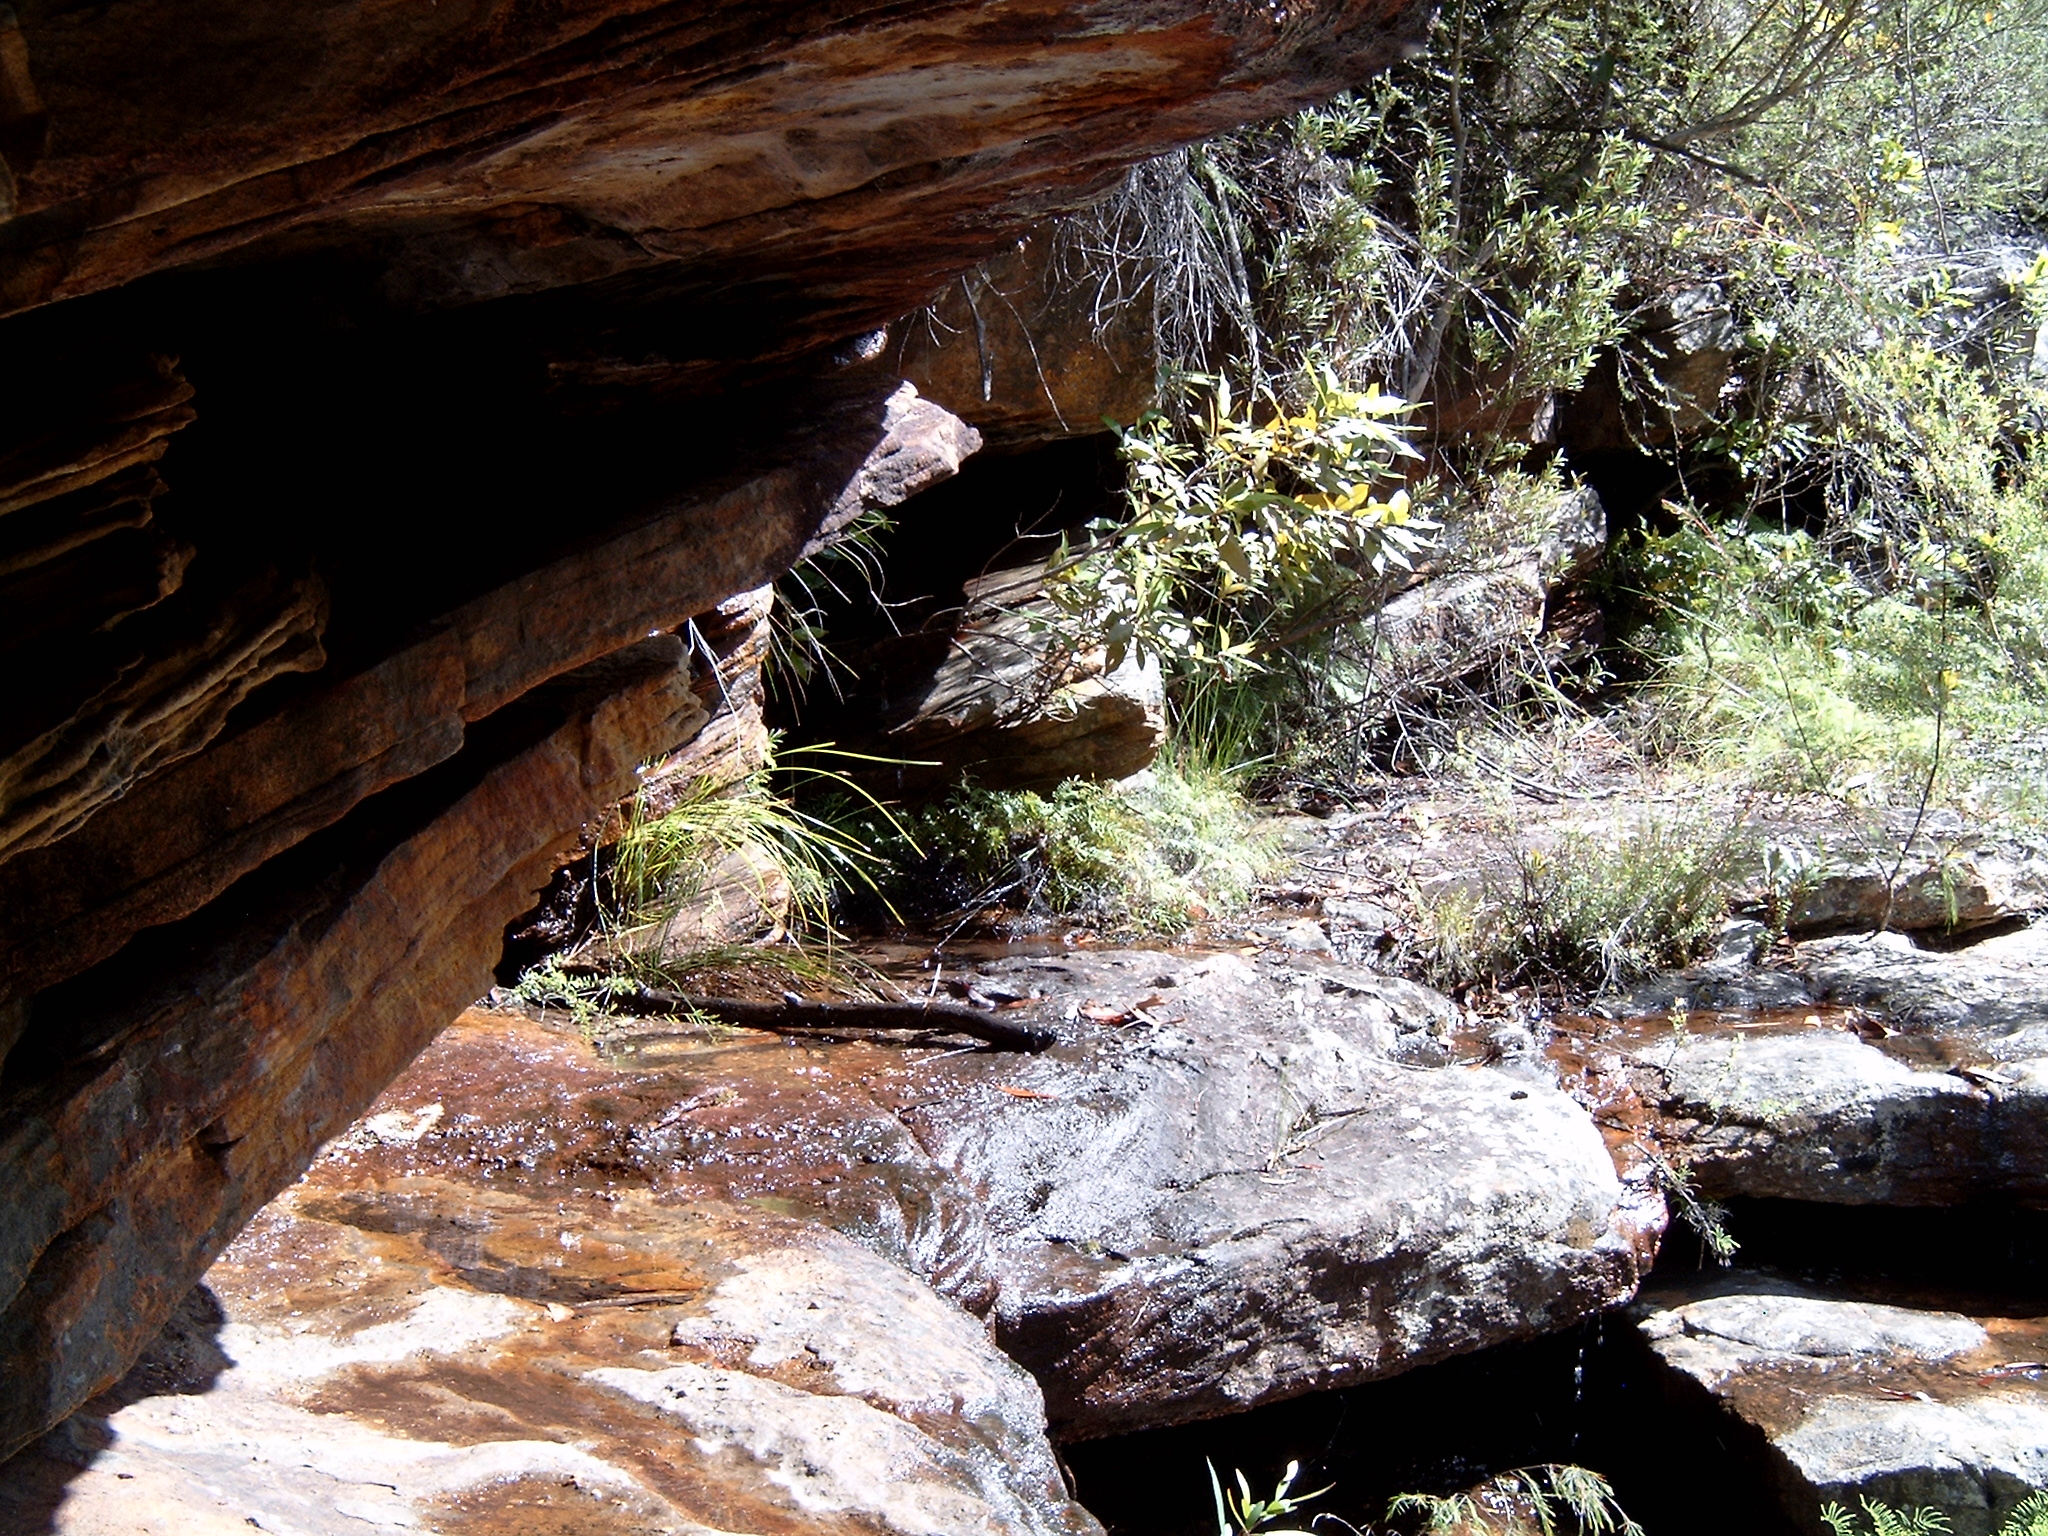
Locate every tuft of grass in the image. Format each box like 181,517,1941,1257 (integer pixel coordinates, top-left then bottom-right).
832,759,1280,937
1422,813,1751,994
607,747,905,950
505,742,907,1016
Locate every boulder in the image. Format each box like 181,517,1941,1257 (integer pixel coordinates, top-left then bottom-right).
1341,561,1547,724
1623,1022,2048,1206
1797,924,2048,1039
831,563,1167,794
921,951,1656,1438
1744,836,2048,937
1599,912,2048,1205
1635,1277,2048,1536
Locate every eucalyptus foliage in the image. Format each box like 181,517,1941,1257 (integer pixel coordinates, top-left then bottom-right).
1045,365,1431,680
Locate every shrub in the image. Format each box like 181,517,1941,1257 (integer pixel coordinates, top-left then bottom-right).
1424,814,1751,993
1043,366,1431,683
833,761,1279,937
1609,469,2048,811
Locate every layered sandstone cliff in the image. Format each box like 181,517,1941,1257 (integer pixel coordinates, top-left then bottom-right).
0,0,1427,1460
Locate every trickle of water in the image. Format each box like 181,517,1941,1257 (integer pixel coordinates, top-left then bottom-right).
1570,1337,1588,1452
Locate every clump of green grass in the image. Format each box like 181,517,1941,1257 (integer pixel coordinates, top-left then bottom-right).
504,743,904,1016
835,760,1279,936
1609,480,2048,817
605,751,896,950
1423,813,1751,993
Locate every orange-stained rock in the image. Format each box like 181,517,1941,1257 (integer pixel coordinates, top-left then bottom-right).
0,638,703,1462
4,1,1429,350
0,1177,1101,1536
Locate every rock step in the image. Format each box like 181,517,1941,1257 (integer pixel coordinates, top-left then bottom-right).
1632,1276,2048,1536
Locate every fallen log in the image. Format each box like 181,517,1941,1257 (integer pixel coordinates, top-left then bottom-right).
611,986,1057,1053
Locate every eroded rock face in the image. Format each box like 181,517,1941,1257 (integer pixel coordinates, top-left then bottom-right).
0,379,978,1011
895,230,1160,444
4,1,1429,340
0,640,710,1462
0,380,980,1463
0,0,1438,1468
1635,1276,2048,1536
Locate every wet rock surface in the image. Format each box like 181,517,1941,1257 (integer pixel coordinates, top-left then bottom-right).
1593,921,2048,1207
1634,1273,2048,1536
251,945,1648,1444
1,1171,1094,1536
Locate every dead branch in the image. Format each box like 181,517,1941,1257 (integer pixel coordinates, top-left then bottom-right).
609,987,1058,1052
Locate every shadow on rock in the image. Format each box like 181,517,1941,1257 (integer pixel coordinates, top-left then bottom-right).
0,1284,233,1533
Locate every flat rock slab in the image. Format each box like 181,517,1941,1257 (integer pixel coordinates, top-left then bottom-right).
1798,926,2048,1041
19,943,1654,1459
612,947,1653,1435
1598,923,2048,1205
0,1170,1096,1536
1636,1276,2048,1536
1620,1022,2048,1206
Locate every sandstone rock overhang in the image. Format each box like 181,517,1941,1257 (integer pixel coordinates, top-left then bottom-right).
0,0,1435,1463
2,1,1428,348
